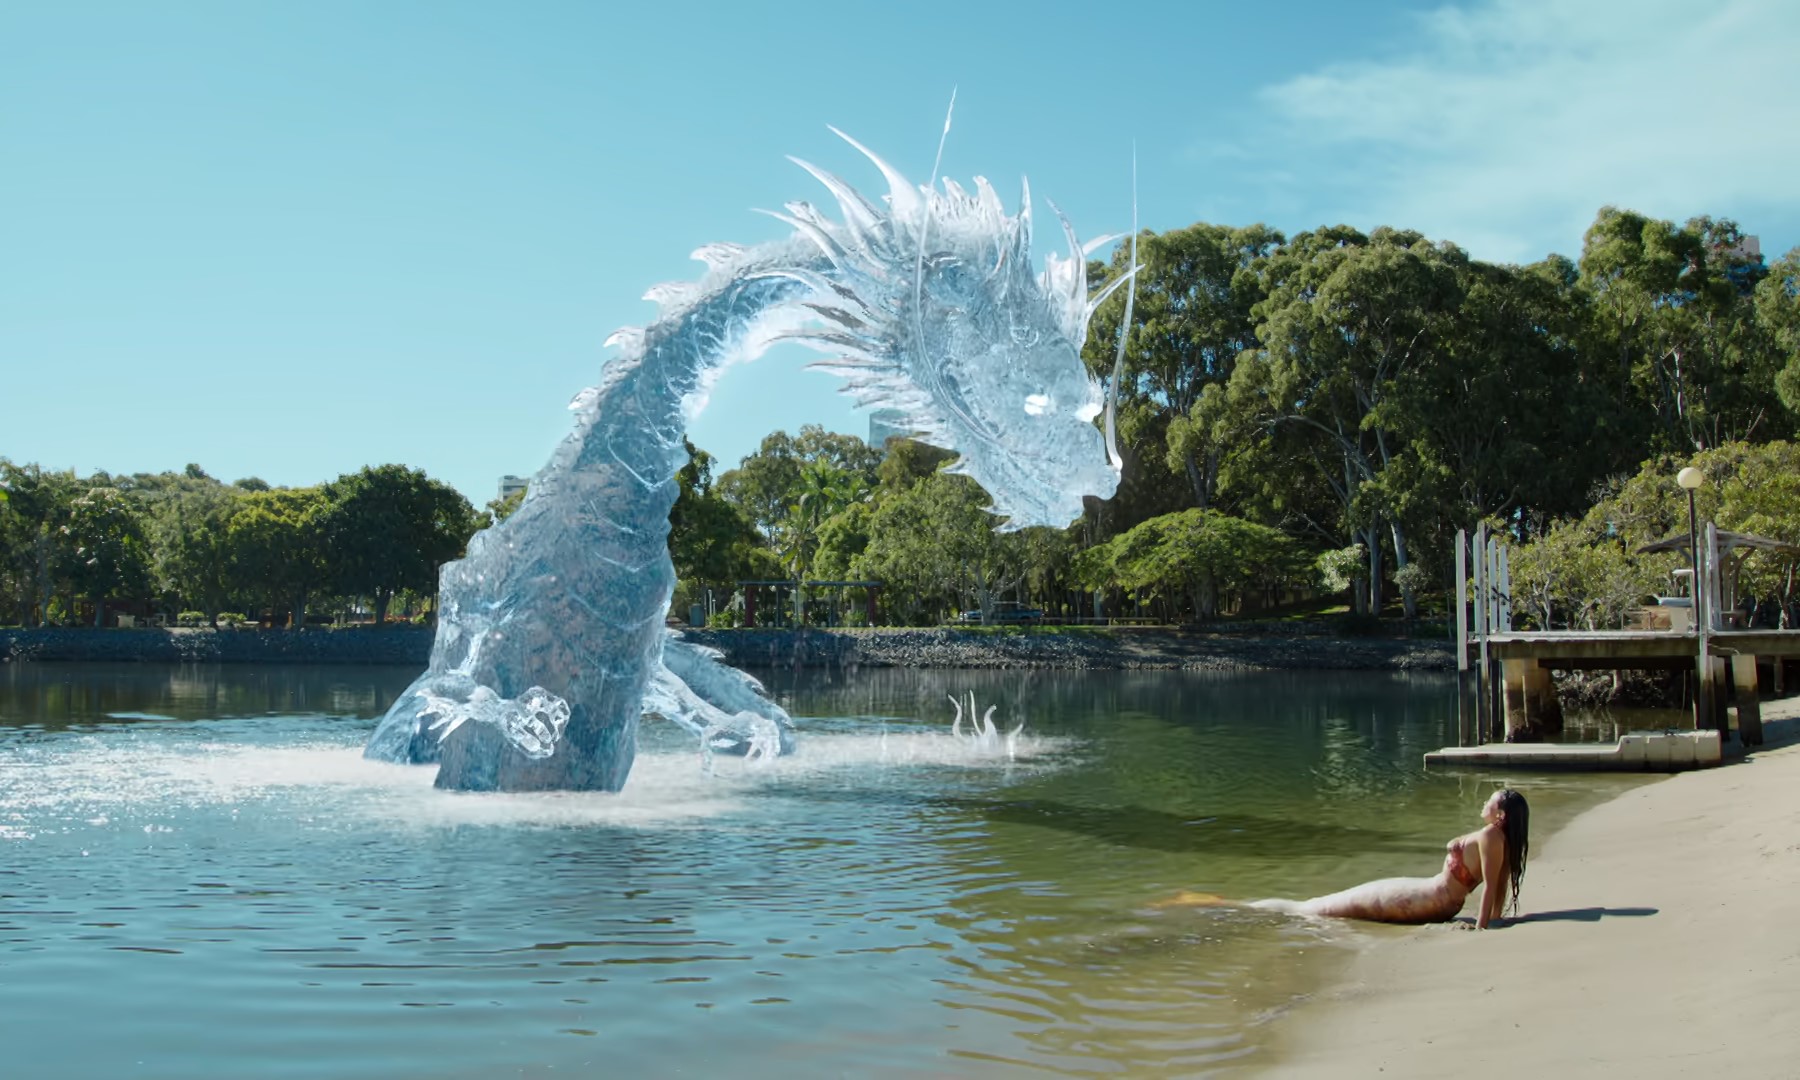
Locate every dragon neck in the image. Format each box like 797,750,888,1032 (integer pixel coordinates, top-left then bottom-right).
536,238,830,502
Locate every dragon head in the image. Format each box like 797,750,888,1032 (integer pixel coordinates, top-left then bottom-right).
769,130,1127,529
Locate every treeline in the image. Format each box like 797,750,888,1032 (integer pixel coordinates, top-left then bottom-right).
0,463,481,628
675,206,1800,626
8,205,1798,632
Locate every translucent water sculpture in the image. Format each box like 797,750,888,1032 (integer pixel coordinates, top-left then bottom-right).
364,128,1127,791
947,692,1025,759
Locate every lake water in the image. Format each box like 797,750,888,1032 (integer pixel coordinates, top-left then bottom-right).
0,662,1643,1078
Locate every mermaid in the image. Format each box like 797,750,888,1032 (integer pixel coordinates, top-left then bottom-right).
1163,789,1531,928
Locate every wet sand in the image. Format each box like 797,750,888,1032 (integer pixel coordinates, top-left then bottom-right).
1267,696,1800,1078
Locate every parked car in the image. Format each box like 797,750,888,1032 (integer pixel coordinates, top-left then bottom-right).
956,602,1044,625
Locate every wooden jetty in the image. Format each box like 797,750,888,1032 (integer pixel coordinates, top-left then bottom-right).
1426,730,1722,772
1442,524,1800,770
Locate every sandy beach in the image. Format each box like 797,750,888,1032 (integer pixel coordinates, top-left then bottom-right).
1268,696,1800,1078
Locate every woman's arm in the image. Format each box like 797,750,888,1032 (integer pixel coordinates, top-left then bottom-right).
1476,828,1506,929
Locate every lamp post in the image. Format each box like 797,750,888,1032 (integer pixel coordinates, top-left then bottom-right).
1677,466,1707,731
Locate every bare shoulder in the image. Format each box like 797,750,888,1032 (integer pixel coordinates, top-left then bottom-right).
1454,823,1497,847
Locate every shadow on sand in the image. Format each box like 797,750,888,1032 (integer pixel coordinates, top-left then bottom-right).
1508,906,1658,924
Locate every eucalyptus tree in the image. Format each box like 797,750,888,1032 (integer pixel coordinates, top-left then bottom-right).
1756,246,1800,417
1578,209,1784,452
1223,226,1466,615
1085,223,1285,511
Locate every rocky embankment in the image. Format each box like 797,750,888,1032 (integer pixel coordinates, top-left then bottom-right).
0,627,436,664
0,624,1455,672
680,626,1454,672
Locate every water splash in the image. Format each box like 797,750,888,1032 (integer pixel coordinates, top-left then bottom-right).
946,691,1027,760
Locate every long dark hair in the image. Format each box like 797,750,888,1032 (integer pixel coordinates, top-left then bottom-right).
1496,788,1530,915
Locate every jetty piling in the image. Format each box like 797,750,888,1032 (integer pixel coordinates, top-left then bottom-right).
1445,525,1797,768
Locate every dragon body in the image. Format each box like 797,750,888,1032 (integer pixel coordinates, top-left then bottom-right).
364,131,1125,791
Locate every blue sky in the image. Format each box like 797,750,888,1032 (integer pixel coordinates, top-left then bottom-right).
5,0,1798,507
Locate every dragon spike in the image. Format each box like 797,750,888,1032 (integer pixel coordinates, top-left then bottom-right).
780,327,878,355
1104,148,1141,475
948,693,963,739
690,242,746,271
754,207,848,269
603,326,645,352
803,302,871,331
643,282,700,310
787,156,881,240
828,126,922,227
1014,175,1033,260
981,705,997,738
973,176,1006,225
1085,263,1141,322
1047,200,1084,300
1082,233,1122,257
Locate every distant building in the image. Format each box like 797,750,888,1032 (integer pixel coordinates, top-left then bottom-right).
497,475,528,501
868,408,914,449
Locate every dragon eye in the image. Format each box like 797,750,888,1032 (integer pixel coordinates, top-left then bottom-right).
1024,393,1052,416
1075,401,1102,422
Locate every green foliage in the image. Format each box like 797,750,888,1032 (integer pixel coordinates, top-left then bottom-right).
1508,518,1664,630
0,462,80,625
2,203,1795,636
1079,508,1303,620
321,465,481,626
1757,249,1800,418
486,484,526,523
810,502,873,582
1511,441,1800,627
1579,211,1784,452
668,439,766,598
1087,223,1284,511
56,487,153,626
1314,545,1365,595
144,477,241,620
855,472,1044,625
875,438,954,493
227,487,329,629
716,425,881,544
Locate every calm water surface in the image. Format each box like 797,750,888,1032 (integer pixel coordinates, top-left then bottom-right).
0,662,1643,1078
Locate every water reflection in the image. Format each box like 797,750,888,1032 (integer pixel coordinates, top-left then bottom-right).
0,661,415,730
0,662,1644,1078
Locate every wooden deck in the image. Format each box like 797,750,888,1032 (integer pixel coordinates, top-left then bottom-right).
1484,629,1800,668
1425,730,1723,772
1451,524,1798,754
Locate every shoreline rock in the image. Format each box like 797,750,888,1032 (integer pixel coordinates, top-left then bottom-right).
0,625,1456,672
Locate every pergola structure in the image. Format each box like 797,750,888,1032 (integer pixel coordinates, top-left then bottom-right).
735,579,882,628
1637,529,1800,623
